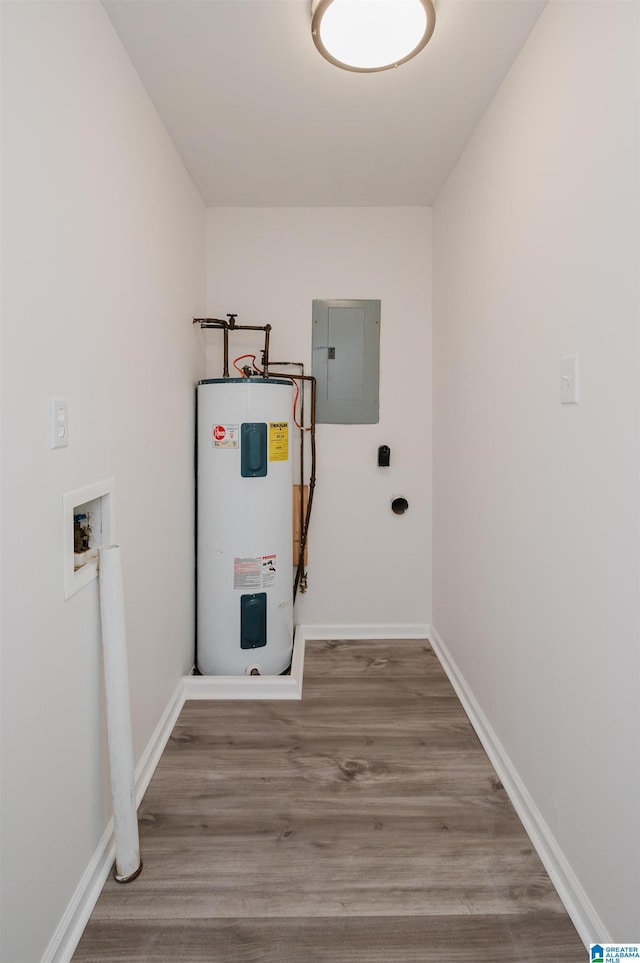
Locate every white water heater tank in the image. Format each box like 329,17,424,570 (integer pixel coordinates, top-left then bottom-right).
197,378,294,675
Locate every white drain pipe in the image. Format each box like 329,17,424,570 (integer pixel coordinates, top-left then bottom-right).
98,544,142,883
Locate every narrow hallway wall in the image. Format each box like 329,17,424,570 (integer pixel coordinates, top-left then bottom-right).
0,4,205,961
433,0,639,940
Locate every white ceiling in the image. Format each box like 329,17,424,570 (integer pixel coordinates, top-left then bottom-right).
103,0,546,207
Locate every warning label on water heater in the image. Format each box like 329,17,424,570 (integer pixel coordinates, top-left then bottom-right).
234,555,277,589
212,424,238,448
269,422,288,462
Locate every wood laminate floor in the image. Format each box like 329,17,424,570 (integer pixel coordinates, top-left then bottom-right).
72,640,585,962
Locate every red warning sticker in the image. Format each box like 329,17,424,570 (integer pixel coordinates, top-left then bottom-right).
212,424,238,448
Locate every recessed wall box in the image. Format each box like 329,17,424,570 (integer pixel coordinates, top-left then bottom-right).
63,479,114,599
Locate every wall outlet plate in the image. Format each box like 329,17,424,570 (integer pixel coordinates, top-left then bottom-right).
51,397,69,448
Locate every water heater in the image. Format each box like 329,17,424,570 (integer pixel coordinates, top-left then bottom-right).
197,378,294,675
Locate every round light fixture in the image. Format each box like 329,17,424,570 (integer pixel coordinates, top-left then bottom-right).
311,0,436,73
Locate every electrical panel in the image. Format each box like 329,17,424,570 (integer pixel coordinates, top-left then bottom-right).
312,299,380,424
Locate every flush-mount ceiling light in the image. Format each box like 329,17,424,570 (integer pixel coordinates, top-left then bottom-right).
311,0,436,73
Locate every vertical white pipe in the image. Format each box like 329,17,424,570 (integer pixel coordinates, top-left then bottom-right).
98,544,142,883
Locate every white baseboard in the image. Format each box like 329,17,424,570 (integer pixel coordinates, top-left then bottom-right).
183,674,300,699
181,625,432,701
301,623,430,640
42,679,186,963
42,820,117,963
428,625,607,949
290,624,306,691
133,678,186,805
183,629,306,700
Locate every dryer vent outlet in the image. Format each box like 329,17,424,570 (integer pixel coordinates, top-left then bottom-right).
391,497,409,515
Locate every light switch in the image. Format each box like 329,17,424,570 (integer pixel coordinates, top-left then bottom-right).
51,398,69,448
561,356,579,405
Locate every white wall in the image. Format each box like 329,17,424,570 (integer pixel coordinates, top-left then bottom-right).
206,207,431,630
0,4,205,961
433,0,639,941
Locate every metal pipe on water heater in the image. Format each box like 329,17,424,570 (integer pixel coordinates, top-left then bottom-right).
268,371,317,600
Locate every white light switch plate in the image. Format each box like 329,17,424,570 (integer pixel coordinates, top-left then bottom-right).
51,398,69,448
561,356,579,405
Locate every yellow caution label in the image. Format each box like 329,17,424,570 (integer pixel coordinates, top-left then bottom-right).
269,422,289,462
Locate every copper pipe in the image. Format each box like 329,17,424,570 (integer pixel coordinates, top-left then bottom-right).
193,318,272,378
270,363,307,576
263,325,272,376
268,372,317,600
223,326,229,377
